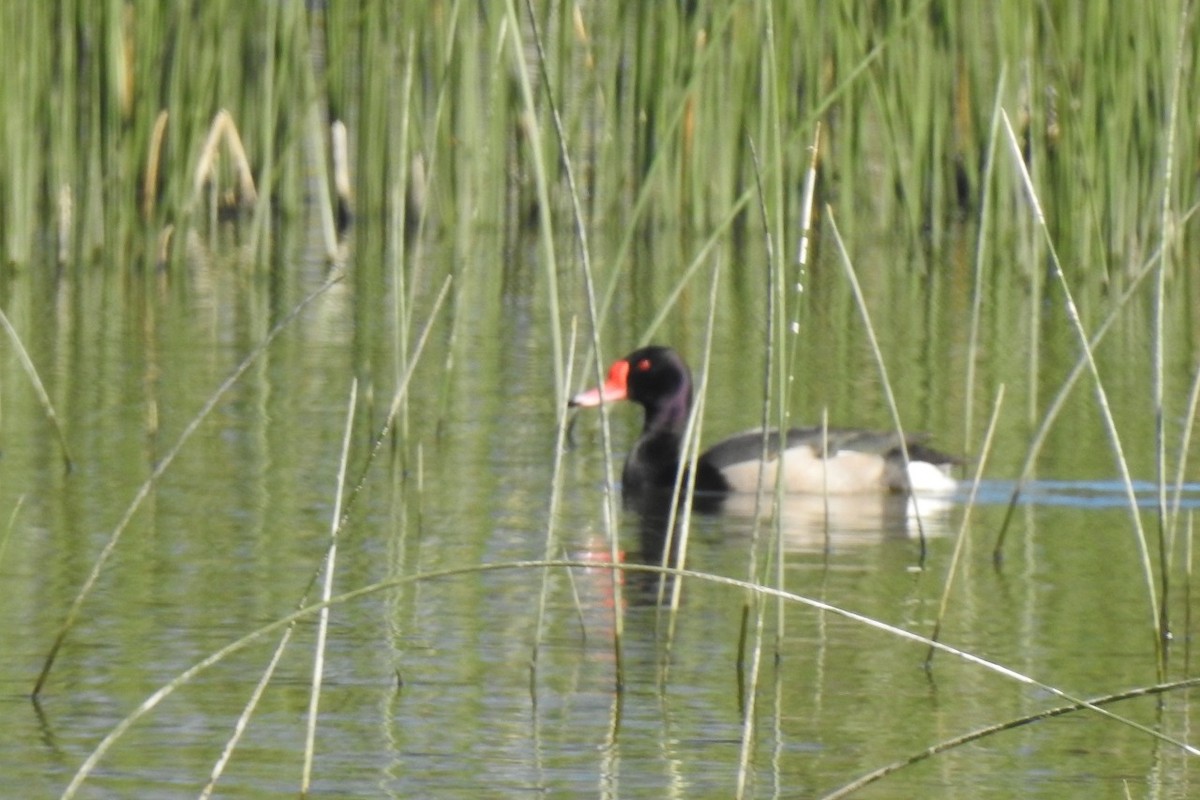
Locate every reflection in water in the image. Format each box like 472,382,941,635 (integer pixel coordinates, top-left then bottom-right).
716,490,957,551
626,487,957,568
567,487,960,608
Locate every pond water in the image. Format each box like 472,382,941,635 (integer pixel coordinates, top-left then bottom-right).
2,218,1199,799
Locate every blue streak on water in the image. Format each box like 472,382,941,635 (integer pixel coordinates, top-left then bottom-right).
967,480,1200,509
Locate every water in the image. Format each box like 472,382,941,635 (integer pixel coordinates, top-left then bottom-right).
1,221,1198,798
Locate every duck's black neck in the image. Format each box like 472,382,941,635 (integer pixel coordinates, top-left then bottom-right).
641,386,692,436
624,421,730,502
625,392,690,496
625,382,733,497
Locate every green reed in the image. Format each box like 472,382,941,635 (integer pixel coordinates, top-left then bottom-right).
2,1,1196,281
7,1,1200,791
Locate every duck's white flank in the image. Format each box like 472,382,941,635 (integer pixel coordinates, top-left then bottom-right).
716,444,956,495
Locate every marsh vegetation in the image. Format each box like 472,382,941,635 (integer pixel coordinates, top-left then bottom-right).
2,1,1200,797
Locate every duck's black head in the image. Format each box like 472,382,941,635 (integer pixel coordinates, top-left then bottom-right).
569,346,693,433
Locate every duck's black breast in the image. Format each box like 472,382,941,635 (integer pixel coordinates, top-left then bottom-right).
622,430,731,499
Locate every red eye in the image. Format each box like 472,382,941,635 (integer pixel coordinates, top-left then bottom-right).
636,358,651,372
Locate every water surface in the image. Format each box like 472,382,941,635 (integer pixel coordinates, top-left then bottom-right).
1,222,1197,799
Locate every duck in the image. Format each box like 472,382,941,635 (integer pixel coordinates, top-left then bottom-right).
568,346,958,503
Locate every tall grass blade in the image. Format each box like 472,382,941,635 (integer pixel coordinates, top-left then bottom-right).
1151,0,1194,637
999,110,1162,660
990,213,1197,552
517,0,624,685
502,0,563,396
532,323,578,670
963,69,1006,445
735,136,776,799
826,211,931,563
926,385,1005,665
663,259,722,630
0,307,73,471
300,379,358,796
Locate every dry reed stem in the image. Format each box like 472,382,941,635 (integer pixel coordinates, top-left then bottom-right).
192,109,258,209
143,110,168,218
331,120,352,208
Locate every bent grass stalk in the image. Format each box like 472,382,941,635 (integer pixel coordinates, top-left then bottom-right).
1000,110,1162,660
823,676,1200,800
191,110,258,211
60,559,1200,798
32,276,343,698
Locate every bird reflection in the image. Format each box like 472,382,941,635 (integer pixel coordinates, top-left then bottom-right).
630,485,956,568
